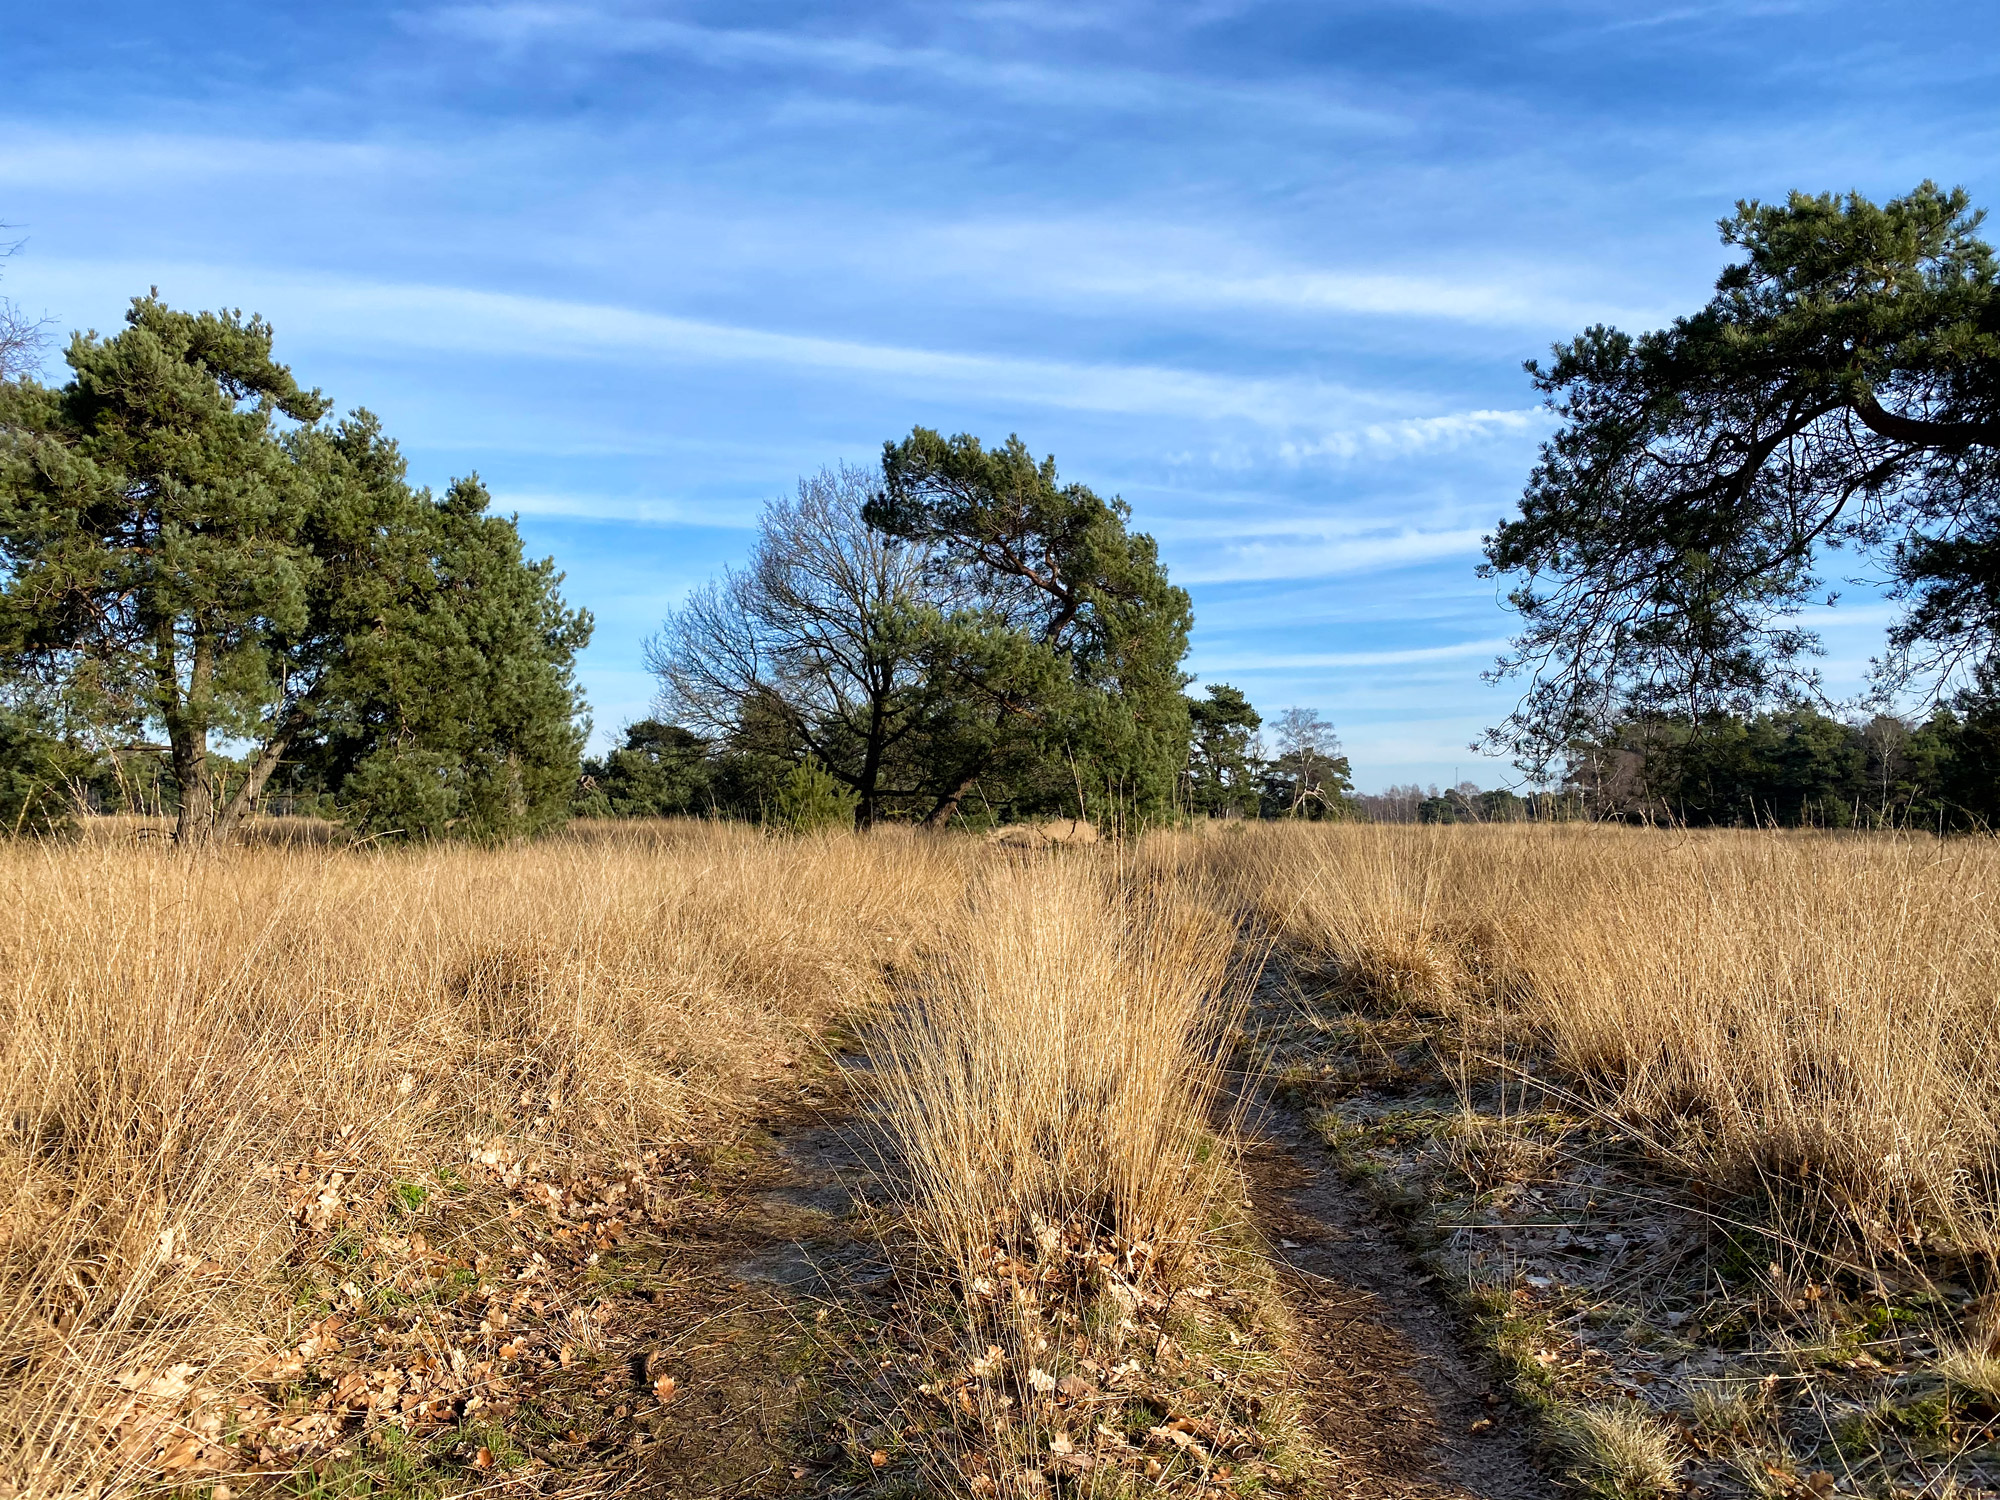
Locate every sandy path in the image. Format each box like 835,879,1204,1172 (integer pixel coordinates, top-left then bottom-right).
601,1016,1555,1498
1239,1093,1553,1500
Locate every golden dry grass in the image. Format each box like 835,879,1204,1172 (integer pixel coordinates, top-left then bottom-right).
0,821,976,1495
870,857,1243,1283
866,856,1271,1493
14,815,2000,1495
1198,821,2000,1271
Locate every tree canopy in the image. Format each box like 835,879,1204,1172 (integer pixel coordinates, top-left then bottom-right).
652,430,1197,829
869,427,1194,824
578,719,715,820
0,295,590,841
650,465,939,828
1484,183,2000,775
1257,706,1354,819
1184,683,1262,818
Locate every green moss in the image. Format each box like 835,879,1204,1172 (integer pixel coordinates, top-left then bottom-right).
390,1180,430,1215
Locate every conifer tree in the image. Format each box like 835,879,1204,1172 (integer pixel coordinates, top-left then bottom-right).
0,296,590,842
1486,184,2000,773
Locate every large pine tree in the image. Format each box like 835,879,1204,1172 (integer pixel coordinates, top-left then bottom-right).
1485,184,2000,774
0,296,590,841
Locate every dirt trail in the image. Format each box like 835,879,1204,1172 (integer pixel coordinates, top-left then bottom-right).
565,1032,1554,1499
617,1066,902,1497
1234,970,1555,1500
431,1055,907,1499
1238,1096,1551,1500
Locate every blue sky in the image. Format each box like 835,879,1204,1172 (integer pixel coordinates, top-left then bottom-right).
3,2,1995,789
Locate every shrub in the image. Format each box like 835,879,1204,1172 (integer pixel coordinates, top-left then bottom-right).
770,754,857,835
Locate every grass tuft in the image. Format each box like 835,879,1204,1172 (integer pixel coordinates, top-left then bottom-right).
1550,1401,1682,1500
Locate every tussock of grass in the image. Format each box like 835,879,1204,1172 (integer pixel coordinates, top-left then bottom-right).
868,859,1300,1494
1551,1401,1682,1500
871,860,1243,1283
1688,1376,1771,1436
1935,1344,2000,1403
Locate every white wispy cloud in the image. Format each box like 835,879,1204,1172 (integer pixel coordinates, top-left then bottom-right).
27,259,1542,460
932,222,1666,328
277,276,1354,427
410,3,1406,135
1278,410,1541,463
1078,267,1598,327
0,129,411,190
1171,525,1491,583
496,492,760,526
0,121,1663,336
1192,637,1510,673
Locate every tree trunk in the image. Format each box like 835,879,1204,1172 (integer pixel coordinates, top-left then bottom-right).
167,631,215,846
170,730,213,845
853,688,896,831
922,770,980,830
214,731,295,841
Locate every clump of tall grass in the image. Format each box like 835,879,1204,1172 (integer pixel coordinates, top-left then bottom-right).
1550,1402,1682,1500
0,821,973,1495
872,860,1242,1275
868,859,1257,1490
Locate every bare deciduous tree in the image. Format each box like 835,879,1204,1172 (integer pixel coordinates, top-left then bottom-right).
0,230,50,381
1264,707,1353,817
647,465,946,828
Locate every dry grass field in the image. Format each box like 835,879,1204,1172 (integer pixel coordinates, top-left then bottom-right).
0,823,977,1494
1194,823,2000,1498
5,819,2000,1498
1205,823,2000,1272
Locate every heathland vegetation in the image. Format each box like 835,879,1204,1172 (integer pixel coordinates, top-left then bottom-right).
4,181,2000,1500
10,825,2000,1498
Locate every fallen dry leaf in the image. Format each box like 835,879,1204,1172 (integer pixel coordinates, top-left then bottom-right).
116,1364,198,1401
969,1344,1005,1379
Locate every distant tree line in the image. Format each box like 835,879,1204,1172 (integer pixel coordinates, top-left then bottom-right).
1563,694,2000,829
1346,693,2000,829
583,681,1359,829
1348,783,1583,824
